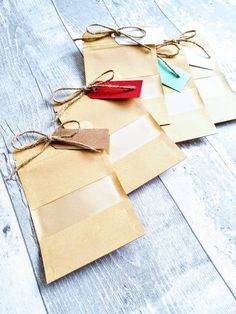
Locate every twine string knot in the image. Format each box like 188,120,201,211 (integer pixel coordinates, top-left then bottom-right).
156,42,181,78
74,24,151,51
52,70,136,120
10,120,99,179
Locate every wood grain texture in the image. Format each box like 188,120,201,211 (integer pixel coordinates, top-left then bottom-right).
0,172,46,314
0,0,236,312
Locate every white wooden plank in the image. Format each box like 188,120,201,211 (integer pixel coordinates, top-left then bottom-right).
160,137,236,293
0,169,46,314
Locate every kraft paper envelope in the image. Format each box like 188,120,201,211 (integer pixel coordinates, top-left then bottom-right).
55,96,185,193
82,31,169,126
158,50,216,142
14,144,144,283
181,34,236,123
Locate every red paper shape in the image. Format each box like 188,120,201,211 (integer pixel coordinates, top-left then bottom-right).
87,80,143,99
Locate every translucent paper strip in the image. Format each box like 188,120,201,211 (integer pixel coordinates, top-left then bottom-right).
165,88,201,115
195,75,232,99
109,115,161,163
32,175,124,238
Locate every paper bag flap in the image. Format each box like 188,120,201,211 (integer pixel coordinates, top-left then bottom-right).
30,170,144,283
163,107,216,143
32,175,126,237
14,147,112,209
125,74,170,125
57,95,146,134
162,88,217,141
83,34,158,81
40,198,144,283
108,115,185,192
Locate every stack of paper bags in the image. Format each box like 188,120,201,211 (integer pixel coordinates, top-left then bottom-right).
12,25,234,284
55,29,186,193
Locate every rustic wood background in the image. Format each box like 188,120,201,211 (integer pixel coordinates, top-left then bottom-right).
1,0,236,313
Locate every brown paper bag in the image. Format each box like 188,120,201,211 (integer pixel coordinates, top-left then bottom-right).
182,34,236,124
159,50,217,142
55,96,185,193
83,33,169,126
14,144,144,283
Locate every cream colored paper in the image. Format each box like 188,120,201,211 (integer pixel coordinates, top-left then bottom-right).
55,96,186,193
83,33,169,125
183,34,236,123
14,146,144,283
159,51,216,142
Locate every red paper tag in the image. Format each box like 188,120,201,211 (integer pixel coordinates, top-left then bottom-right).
87,80,143,99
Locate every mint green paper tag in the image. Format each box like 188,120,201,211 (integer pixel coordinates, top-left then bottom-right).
158,59,191,92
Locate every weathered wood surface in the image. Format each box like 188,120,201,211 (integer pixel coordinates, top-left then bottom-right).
0,172,46,314
0,0,236,313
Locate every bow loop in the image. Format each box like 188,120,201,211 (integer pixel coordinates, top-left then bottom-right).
86,24,115,37
12,130,50,151
90,69,115,85
60,120,81,129
52,87,85,106
117,26,146,39
156,42,180,58
178,30,196,41
57,120,81,139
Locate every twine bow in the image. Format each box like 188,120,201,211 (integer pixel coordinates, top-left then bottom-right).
163,30,211,58
52,70,135,120
74,23,151,51
10,120,99,178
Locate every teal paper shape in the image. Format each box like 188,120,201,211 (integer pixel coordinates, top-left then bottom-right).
158,58,191,92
